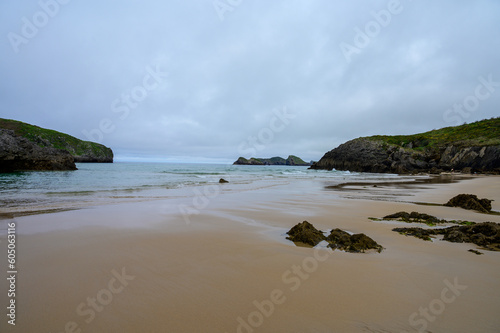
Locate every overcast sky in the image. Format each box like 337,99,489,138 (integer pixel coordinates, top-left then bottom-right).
1,1,499,163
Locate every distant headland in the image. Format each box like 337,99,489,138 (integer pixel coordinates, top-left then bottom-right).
0,118,113,173
234,155,312,166
310,118,500,174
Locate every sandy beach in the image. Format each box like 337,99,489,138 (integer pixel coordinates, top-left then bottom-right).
1,175,500,333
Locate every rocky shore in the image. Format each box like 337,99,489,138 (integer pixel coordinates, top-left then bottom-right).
310,118,500,174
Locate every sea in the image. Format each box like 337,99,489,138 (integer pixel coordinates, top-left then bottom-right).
0,162,409,216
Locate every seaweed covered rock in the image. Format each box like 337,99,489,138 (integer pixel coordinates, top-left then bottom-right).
393,227,436,241
328,232,383,253
444,194,492,213
286,221,326,247
384,211,445,225
286,222,383,253
326,228,351,248
393,222,500,251
441,222,500,250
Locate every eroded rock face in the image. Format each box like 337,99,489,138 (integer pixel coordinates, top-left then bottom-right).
444,194,492,213
0,129,77,172
286,222,383,253
309,138,500,174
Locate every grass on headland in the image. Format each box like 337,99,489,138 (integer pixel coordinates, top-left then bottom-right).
0,118,111,158
367,117,500,150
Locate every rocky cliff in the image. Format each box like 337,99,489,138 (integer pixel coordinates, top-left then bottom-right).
0,118,113,163
234,155,311,166
310,118,500,174
0,129,77,172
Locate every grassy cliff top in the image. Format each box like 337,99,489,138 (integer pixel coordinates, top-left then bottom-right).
367,118,500,150
0,118,112,158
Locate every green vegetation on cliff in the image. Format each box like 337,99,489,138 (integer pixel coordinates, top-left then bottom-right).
311,118,500,174
368,117,500,150
0,118,113,162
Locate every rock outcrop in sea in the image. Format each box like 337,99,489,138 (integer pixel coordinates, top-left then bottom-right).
310,118,500,174
0,129,77,172
234,155,311,166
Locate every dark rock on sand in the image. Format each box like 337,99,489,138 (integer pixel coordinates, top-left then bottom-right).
378,211,476,226
444,194,493,213
286,221,326,247
219,178,229,183
393,222,500,251
384,211,445,225
286,222,383,253
326,228,351,248
393,227,435,241
327,229,383,253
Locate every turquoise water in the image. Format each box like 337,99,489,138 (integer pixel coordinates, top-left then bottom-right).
0,162,400,214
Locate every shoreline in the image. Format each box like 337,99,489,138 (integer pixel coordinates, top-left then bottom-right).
0,171,491,221
1,174,499,332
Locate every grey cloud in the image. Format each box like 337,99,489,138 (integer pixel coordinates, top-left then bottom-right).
1,0,499,163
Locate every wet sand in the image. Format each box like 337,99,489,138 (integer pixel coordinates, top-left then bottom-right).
1,175,500,332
